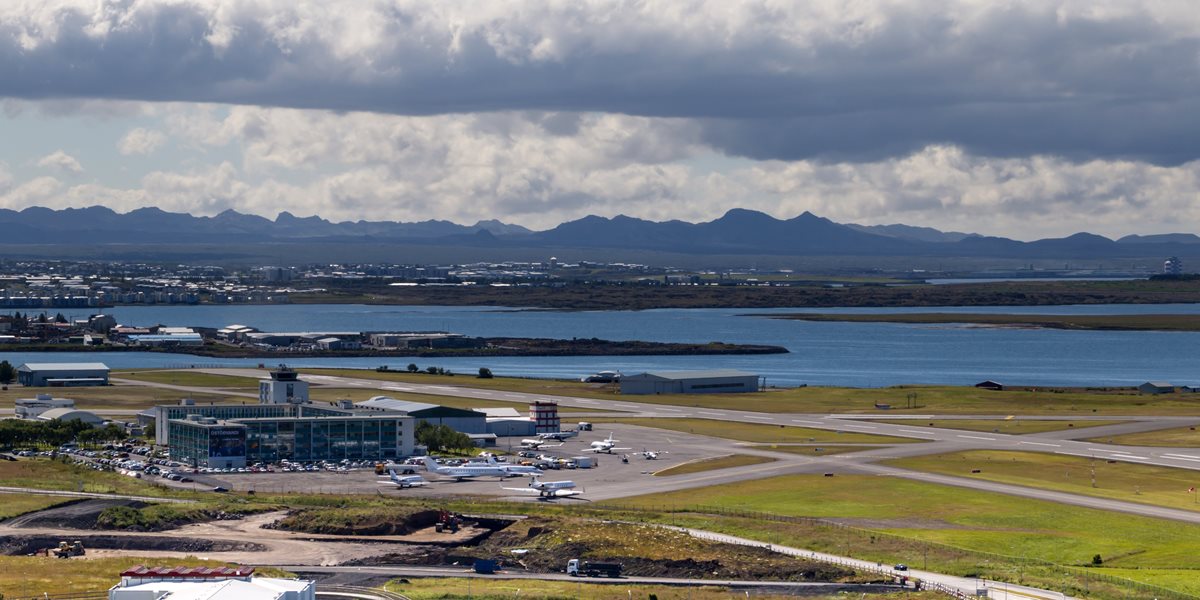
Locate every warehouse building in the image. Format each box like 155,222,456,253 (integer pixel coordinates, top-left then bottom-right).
15,394,76,419
38,407,105,426
355,396,488,434
16,362,110,387
619,369,761,395
109,565,314,600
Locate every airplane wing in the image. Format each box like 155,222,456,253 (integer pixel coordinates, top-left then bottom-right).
547,489,583,497
500,484,540,493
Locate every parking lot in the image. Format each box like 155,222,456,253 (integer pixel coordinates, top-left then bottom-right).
194,423,756,499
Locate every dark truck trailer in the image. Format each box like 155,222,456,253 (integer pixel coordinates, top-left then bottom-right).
567,559,622,578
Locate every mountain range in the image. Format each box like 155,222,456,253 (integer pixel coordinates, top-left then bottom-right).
1,205,1198,260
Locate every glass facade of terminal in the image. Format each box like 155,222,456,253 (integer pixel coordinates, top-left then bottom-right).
161,404,413,467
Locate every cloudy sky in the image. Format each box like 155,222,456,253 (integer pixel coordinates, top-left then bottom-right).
1,1,1198,239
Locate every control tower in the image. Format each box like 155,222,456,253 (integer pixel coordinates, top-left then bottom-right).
259,365,310,404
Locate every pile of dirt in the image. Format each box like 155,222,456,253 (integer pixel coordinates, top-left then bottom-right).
0,534,266,556
2,499,147,530
351,517,859,583
268,507,445,536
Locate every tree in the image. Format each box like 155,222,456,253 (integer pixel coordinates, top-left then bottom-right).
406,363,419,373
425,366,439,375
0,360,14,385
54,312,67,324
477,367,493,379
415,421,473,453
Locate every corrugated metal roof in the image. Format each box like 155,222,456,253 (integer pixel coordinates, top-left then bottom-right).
627,369,757,380
18,362,110,371
357,397,441,413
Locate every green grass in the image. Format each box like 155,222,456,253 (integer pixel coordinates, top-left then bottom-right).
387,578,943,600
0,556,291,598
0,385,236,411
598,418,919,444
771,312,1200,331
872,419,1128,435
112,370,261,388
610,474,1200,570
0,492,75,520
299,368,1200,416
652,454,776,476
746,444,877,456
888,450,1200,514
1086,425,1200,446
0,459,196,499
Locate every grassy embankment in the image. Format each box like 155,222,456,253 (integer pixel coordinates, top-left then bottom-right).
0,493,76,520
0,385,233,415
0,459,196,498
387,578,942,600
0,557,291,598
1086,426,1200,446
112,370,261,388
609,474,1200,598
888,450,1200,514
768,312,1200,331
872,418,1128,435
300,367,1200,416
596,418,919,444
651,454,776,476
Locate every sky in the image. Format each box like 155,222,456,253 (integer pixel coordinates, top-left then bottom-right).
1,1,1199,240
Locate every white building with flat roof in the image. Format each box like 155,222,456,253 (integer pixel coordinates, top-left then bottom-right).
15,394,75,419
109,566,314,600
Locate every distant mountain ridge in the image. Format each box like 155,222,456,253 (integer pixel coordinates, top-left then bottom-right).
0,205,1196,260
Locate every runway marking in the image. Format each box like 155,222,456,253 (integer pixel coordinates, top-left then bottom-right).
1116,455,1150,460
956,434,996,441
1164,453,1200,460
656,407,682,412
577,399,596,404
1161,455,1200,463
1056,451,1097,458
899,429,932,435
842,424,877,430
745,415,773,421
1088,448,1133,454
699,411,724,416
790,419,820,424
1018,441,1061,447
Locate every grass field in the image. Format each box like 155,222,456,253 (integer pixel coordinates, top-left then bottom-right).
0,492,75,520
746,444,877,456
598,418,919,444
652,454,775,476
872,419,1128,435
386,578,942,600
0,556,290,598
888,450,1200,513
610,474,1200,576
0,385,236,412
112,370,261,388
0,459,192,498
1085,425,1200,446
298,368,1200,416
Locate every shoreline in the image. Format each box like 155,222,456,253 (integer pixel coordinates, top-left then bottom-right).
756,312,1200,332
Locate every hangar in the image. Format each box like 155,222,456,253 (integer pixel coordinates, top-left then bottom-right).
620,369,761,395
17,362,110,387
355,396,488,434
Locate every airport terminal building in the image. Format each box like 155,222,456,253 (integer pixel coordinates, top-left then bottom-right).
155,367,415,468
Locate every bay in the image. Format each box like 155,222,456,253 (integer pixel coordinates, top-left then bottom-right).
2,303,1199,388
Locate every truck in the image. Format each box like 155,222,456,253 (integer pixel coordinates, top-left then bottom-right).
567,559,622,578
473,559,499,574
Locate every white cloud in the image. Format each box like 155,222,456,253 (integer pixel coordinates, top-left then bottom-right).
35,150,83,174
1,1,1199,163
117,128,167,155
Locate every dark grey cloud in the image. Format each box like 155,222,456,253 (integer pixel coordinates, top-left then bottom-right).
2,1,1199,164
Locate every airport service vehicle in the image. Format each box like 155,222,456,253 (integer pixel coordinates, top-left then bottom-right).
379,469,428,488
567,559,622,578
584,433,631,454
571,456,596,469
474,559,499,574
502,476,582,499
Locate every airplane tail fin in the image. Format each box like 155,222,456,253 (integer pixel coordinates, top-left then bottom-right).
422,456,439,471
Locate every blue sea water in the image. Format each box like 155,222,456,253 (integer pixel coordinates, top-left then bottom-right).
2,304,1198,388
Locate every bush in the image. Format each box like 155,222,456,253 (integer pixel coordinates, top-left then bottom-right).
477,367,494,379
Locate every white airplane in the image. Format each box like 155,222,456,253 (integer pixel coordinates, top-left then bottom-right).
422,456,513,481
585,433,631,454
501,476,582,499
540,429,580,441
638,449,668,460
520,438,563,450
378,469,428,488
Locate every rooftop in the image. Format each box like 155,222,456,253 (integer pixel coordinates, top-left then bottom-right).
17,362,110,371
629,369,758,380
